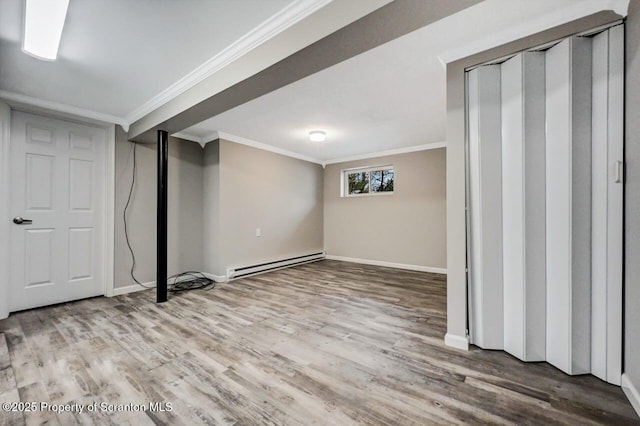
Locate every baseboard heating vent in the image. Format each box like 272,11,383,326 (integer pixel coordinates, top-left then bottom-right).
227,252,325,280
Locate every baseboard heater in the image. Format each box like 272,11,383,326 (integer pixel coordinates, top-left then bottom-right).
226,252,325,280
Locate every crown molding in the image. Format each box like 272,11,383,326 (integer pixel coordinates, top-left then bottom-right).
124,0,333,126
0,90,129,130
322,142,447,166
170,131,207,147
185,131,447,166
215,131,323,164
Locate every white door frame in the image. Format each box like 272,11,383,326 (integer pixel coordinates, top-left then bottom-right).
0,104,115,319
0,101,11,319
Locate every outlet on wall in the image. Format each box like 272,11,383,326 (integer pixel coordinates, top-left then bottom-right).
255,228,261,237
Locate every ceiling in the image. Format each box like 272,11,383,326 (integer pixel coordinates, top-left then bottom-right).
0,0,293,119
178,0,630,163
0,0,630,164
180,20,448,163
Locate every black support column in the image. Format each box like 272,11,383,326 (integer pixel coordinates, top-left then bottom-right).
156,130,168,303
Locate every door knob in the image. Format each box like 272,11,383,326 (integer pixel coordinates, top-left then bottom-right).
13,217,33,225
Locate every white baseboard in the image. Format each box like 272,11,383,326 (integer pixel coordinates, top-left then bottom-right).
112,282,154,296
445,333,469,351
622,373,640,417
227,253,325,279
202,272,228,283
325,255,447,274
111,274,227,297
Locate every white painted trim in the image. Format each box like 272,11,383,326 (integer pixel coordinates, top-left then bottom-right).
202,273,228,283
0,102,10,320
104,125,116,297
171,131,207,147
112,274,227,296
445,333,470,351
622,374,640,417
323,142,447,166
1,107,117,314
216,131,323,164
0,90,128,131
124,0,333,125
187,132,447,167
112,283,154,296
325,255,447,275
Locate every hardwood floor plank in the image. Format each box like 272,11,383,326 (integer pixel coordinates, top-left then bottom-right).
0,334,9,372
0,260,637,425
0,387,25,426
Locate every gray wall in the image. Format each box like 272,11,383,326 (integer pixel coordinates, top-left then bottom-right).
203,139,324,277
324,149,446,269
625,0,640,397
114,127,204,288
202,140,221,276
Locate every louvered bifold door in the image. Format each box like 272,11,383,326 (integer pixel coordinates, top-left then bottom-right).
590,25,624,385
467,65,504,350
544,36,593,376
466,26,623,384
501,52,546,362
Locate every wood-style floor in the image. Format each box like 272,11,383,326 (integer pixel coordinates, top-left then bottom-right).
0,260,637,425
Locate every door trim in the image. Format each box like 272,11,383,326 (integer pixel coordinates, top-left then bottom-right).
0,102,10,319
104,124,116,297
0,106,116,318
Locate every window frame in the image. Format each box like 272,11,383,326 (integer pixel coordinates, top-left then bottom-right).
341,164,395,197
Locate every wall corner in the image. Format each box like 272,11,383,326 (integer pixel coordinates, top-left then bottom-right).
445,332,469,351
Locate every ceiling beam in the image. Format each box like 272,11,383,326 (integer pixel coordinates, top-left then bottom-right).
129,0,482,143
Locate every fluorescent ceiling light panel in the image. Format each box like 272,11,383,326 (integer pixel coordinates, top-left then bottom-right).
23,0,70,61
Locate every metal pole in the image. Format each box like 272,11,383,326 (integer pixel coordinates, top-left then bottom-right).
157,130,168,303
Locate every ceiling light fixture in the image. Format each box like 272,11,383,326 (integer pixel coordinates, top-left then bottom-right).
309,130,326,142
23,0,70,61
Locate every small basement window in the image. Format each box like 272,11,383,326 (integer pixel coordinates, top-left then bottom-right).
342,165,394,197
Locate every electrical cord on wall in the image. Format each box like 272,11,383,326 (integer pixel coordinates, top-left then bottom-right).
124,141,153,288
123,141,215,292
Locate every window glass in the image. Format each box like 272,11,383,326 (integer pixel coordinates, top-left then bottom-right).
370,170,382,192
380,169,394,192
348,172,369,194
371,169,394,192
343,166,393,196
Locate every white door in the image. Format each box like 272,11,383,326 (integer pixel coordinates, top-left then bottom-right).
9,111,106,311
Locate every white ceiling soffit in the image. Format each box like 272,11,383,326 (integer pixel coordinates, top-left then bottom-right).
436,0,630,64
0,0,348,130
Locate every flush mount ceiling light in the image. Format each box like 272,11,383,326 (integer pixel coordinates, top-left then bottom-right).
23,0,70,61
308,130,326,142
